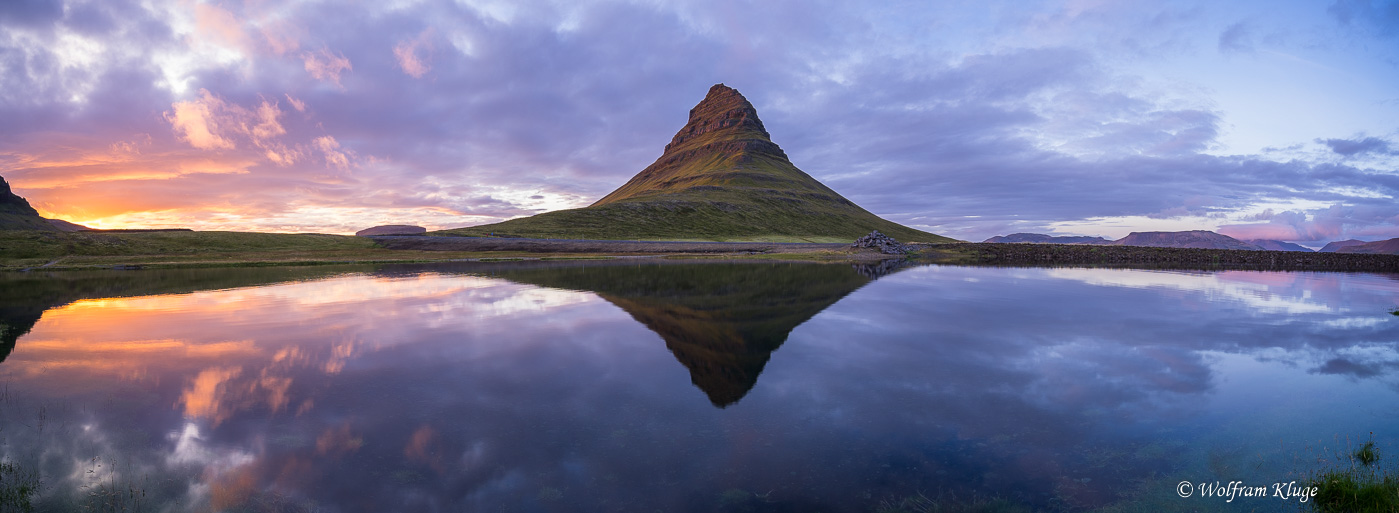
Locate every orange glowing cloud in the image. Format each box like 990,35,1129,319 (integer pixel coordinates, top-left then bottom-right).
394,30,434,78
302,48,352,85
168,90,238,150
315,423,364,456
192,2,254,56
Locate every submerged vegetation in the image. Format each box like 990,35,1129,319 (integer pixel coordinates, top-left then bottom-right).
1309,438,1399,513
0,460,38,512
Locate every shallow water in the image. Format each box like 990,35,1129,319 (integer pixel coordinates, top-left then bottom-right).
1,261,1397,512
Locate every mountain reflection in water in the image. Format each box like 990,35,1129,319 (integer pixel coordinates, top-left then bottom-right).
489,261,881,406
0,262,1396,512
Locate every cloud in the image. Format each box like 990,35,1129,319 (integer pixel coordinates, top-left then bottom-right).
302,47,352,85
1328,0,1399,37
166,90,238,150
393,30,434,78
284,94,307,112
1217,21,1253,53
313,136,350,170
164,90,291,157
1319,136,1394,156
1218,204,1399,243
192,2,252,55
1,0,1396,237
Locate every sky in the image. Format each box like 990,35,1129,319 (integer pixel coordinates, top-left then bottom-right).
1,0,1397,245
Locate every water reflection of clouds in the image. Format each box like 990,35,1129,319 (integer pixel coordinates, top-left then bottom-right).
4,271,629,511
759,265,1399,507
3,265,1398,512
1046,268,1334,314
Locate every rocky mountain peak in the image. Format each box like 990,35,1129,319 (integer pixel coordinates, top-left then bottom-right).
0,174,59,231
0,176,38,214
663,83,772,153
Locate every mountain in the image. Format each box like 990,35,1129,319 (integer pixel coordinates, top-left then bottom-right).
1336,238,1399,255
0,175,57,231
1112,230,1263,250
1319,239,1366,253
435,84,953,243
984,233,1111,244
1244,239,1314,252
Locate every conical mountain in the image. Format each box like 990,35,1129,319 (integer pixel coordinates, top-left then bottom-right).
0,175,56,231
437,84,954,243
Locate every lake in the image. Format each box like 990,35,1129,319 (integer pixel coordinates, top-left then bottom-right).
1,260,1396,512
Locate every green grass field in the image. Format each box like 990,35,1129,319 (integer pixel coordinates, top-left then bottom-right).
0,230,560,270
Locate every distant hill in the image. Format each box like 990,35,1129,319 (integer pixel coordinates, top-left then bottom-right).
1319,239,1366,252
0,175,57,231
46,218,92,232
1337,238,1399,255
1244,239,1313,252
984,233,1111,244
1112,230,1262,250
434,84,954,243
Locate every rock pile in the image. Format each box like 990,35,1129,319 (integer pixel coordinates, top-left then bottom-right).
851,230,909,254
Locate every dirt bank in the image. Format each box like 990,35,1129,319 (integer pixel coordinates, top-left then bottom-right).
370,236,853,254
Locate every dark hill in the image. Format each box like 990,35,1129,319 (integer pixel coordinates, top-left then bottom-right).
435,84,953,243
984,233,1111,244
47,218,92,232
0,175,57,231
1337,237,1399,255
1319,239,1366,252
1112,231,1262,250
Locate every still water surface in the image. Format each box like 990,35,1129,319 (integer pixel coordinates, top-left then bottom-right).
1,261,1397,512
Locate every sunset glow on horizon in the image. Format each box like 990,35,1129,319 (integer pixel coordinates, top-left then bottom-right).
2,0,1396,243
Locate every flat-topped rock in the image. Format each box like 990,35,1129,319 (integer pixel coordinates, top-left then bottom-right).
356,225,426,236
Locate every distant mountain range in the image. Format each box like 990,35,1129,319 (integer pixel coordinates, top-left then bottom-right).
979,230,1399,253
1336,238,1399,254
983,233,1111,244
1111,230,1262,250
1243,239,1313,252
434,84,954,243
1319,239,1366,252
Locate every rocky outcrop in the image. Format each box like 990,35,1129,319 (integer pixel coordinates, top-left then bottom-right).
1112,230,1262,250
1337,238,1399,255
852,230,909,254
1244,239,1313,252
1319,239,1366,252
0,175,57,231
355,225,426,236
984,233,1111,244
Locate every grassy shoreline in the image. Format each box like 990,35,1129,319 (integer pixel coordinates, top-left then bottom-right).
6,231,1399,273
913,242,1399,272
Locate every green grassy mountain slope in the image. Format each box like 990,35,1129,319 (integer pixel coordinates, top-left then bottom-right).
435,84,953,243
0,175,57,231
